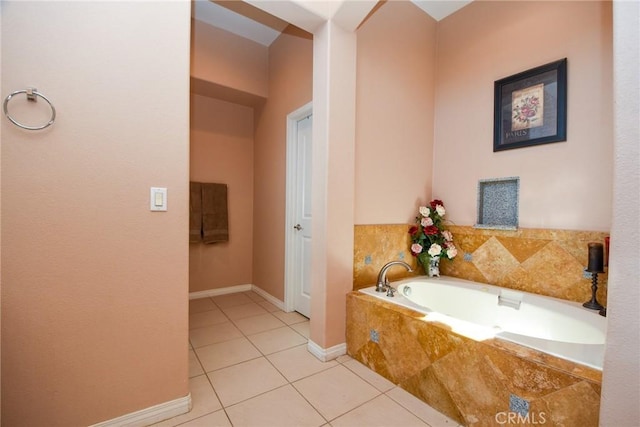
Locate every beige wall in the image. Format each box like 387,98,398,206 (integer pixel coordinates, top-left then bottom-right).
252,30,313,300
1,2,190,425
310,0,439,348
191,19,268,100
190,95,254,292
309,20,359,349
189,21,313,302
355,1,437,224
434,1,613,231
189,23,263,293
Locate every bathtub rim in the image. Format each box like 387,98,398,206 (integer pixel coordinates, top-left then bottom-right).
357,275,605,371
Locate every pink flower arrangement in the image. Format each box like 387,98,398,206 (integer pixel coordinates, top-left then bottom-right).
409,199,457,268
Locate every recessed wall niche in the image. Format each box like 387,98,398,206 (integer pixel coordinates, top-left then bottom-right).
475,177,520,230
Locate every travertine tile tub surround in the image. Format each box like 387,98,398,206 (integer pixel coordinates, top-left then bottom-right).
354,224,609,306
346,292,603,426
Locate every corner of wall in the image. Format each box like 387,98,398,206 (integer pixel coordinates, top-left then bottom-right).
600,1,640,424
0,2,4,422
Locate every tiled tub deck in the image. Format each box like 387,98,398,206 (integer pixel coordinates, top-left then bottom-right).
346,291,602,426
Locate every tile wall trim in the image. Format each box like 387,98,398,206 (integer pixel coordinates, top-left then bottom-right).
90,394,191,427
308,339,347,362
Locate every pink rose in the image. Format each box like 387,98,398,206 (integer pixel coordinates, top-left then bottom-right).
411,243,423,255
421,217,433,227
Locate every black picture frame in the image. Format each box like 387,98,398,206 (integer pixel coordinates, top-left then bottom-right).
493,58,567,152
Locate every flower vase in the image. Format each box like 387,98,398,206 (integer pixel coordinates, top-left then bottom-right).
428,256,440,277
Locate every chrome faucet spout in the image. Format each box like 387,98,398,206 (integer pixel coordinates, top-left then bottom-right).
375,260,413,294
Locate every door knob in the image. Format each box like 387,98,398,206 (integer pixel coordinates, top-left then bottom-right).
294,224,303,231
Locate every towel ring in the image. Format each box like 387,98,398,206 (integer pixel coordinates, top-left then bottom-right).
3,88,56,130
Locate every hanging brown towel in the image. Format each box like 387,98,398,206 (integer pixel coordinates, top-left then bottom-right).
201,183,229,244
189,182,203,243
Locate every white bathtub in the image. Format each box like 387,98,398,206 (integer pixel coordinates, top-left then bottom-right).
359,275,606,370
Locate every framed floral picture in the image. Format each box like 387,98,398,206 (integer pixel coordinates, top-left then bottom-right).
493,58,567,152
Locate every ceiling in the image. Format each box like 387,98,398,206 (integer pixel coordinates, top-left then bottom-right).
411,0,473,21
192,0,472,46
192,1,288,46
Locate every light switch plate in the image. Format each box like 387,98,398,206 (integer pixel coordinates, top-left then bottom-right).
150,187,167,211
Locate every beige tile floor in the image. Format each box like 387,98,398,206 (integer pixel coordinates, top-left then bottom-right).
154,290,462,427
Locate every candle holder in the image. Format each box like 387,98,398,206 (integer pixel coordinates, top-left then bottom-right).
583,271,604,310
583,242,604,311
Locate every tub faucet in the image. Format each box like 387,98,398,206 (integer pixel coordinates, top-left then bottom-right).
376,260,413,296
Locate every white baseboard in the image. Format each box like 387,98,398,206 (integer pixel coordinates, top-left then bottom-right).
90,393,191,427
251,285,285,311
189,285,286,312
189,284,252,300
189,285,286,311
308,340,347,362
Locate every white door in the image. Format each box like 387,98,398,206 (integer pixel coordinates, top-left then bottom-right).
292,114,312,317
